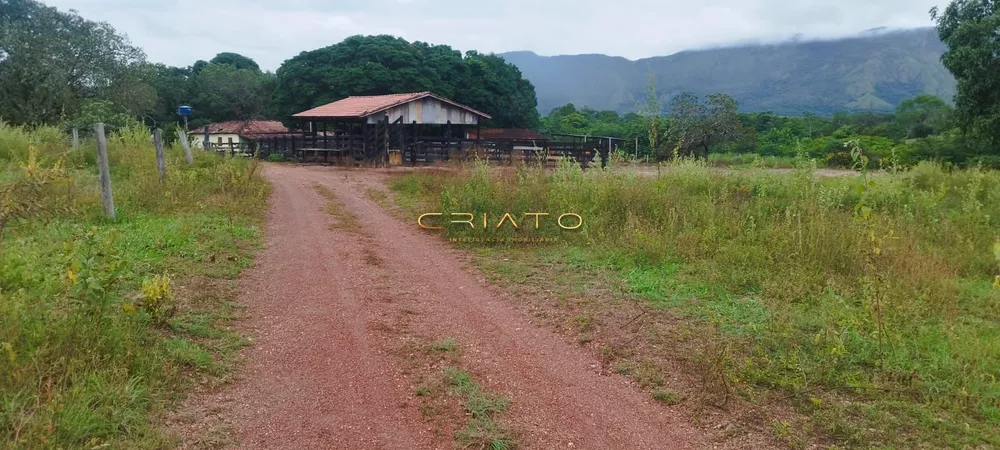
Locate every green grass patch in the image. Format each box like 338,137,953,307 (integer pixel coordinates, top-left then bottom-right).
652,389,681,405
431,338,459,353
443,367,516,449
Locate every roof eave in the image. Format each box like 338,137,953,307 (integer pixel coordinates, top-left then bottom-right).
291,114,365,119
295,92,492,120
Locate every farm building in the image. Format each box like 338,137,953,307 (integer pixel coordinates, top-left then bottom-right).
272,92,490,164
255,91,606,167
188,120,288,151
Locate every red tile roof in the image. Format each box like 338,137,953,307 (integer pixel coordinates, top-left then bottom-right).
467,128,548,141
189,120,288,138
292,92,491,119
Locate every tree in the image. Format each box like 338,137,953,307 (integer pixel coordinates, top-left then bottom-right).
0,0,146,124
667,92,745,158
192,63,273,121
271,35,538,128
209,52,260,72
895,94,954,138
457,51,539,129
931,0,1000,152
142,53,275,127
637,73,664,157
146,63,193,125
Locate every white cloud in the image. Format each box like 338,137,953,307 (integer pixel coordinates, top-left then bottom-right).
42,0,941,70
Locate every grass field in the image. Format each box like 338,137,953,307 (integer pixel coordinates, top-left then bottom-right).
0,122,268,448
391,157,1000,448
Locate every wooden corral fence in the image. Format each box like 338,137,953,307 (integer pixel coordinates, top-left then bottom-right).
254,134,604,168
252,119,607,168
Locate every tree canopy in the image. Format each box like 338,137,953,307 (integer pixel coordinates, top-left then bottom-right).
1,0,274,129
895,94,954,139
0,0,147,124
190,62,273,122
932,0,1000,152
272,35,539,128
209,52,261,72
136,54,275,128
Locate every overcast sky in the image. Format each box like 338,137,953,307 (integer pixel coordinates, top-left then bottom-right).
44,0,941,71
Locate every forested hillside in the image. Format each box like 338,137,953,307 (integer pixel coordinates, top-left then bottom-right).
503,28,957,115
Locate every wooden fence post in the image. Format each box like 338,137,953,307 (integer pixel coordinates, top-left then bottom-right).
153,128,166,182
94,123,115,219
177,130,193,165
72,128,79,150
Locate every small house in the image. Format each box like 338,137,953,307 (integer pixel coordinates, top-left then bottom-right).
188,120,288,151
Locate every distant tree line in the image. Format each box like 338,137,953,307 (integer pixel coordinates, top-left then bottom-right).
542,1,1000,168
539,92,997,167
0,0,539,132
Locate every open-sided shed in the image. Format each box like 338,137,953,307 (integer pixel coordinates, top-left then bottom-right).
265,92,490,165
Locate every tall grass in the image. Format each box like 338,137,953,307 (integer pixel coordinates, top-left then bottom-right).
707,152,807,169
392,158,1000,447
0,122,268,448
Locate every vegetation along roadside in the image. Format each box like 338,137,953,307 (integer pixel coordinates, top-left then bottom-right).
390,157,1000,448
0,122,269,448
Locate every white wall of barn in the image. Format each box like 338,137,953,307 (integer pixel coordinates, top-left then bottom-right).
365,97,480,125
189,133,242,149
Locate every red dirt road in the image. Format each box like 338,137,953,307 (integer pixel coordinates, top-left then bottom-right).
184,164,708,449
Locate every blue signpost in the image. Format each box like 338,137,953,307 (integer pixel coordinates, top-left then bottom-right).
177,105,192,132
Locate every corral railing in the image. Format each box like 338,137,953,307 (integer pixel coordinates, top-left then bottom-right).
251,133,607,168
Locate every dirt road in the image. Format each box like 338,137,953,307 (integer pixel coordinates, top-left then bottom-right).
179,164,708,449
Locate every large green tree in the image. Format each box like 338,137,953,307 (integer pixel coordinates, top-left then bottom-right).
931,0,1000,151
272,35,538,128
191,62,273,122
146,63,193,125
456,51,539,129
0,0,146,124
142,53,275,127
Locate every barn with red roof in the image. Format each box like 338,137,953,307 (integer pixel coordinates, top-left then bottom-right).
254,91,603,167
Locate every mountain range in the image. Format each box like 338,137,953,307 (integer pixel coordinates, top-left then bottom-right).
500,28,957,116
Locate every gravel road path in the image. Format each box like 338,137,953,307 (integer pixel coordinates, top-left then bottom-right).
184,163,707,449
